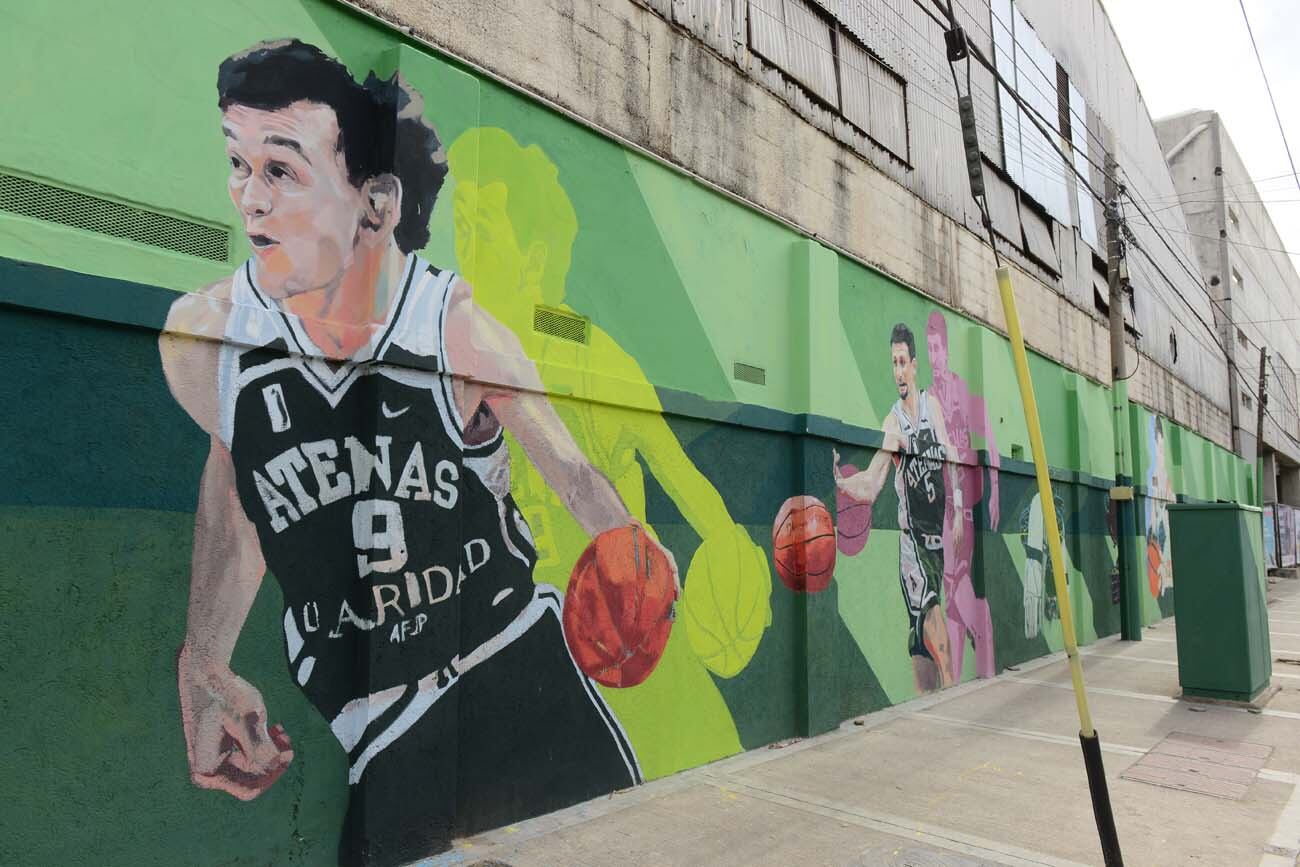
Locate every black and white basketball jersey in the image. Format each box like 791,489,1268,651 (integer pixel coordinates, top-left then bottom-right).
217,256,538,749
892,390,946,549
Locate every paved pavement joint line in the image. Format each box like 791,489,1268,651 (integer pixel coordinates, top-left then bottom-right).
1012,674,1300,721
699,774,1092,867
1079,647,1300,680
904,710,1149,757
1010,676,1177,705
1144,635,1300,655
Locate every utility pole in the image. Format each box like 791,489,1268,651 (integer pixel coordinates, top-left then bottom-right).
1106,153,1126,390
1105,150,1140,643
1257,347,1269,464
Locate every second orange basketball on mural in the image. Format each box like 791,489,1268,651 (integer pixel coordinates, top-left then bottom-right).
772,496,837,593
562,525,677,688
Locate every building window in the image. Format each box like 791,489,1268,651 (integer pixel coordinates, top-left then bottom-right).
1069,82,1099,251
838,33,908,160
1242,390,1254,411
1169,329,1178,363
1238,327,1249,348
747,0,909,162
750,0,837,105
991,0,1071,226
1232,267,1244,292
1228,208,1240,232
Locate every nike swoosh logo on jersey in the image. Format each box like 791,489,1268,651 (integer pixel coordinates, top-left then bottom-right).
381,402,410,419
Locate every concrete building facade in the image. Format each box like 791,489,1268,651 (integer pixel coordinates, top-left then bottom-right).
352,0,1233,443
1157,109,1300,503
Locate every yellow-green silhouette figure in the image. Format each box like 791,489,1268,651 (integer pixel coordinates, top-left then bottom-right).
448,128,771,779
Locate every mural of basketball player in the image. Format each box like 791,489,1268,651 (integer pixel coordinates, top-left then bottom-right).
444,127,767,776
158,41,671,866
833,323,962,692
1146,417,1174,597
925,312,998,679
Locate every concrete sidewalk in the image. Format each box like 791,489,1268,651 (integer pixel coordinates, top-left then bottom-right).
438,579,1300,867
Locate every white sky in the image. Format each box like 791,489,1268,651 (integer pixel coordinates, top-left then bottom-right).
1103,0,1300,269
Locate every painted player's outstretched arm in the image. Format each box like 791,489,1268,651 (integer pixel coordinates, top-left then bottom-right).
445,279,636,541
927,395,965,552
833,414,904,504
160,288,292,800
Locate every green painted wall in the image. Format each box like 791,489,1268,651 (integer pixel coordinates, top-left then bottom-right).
0,2,1254,865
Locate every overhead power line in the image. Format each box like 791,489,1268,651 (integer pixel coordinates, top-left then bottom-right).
914,0,1299,447
1123,217,1298,257
1150,198,1300,207
921,0,1111,205
906,0,1300,457
1141,172,1300,201
1237,0,1300,195
1144,175,1300,204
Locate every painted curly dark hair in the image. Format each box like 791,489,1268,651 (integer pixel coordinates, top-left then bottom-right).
217,39,446,253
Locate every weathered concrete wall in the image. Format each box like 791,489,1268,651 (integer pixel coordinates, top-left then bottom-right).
1158,110,1300,465
348,0,1233,447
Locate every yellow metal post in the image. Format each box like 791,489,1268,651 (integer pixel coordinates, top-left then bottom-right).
995,265,1095,737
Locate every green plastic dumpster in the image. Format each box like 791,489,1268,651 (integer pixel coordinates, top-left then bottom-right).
1167,503,1272,703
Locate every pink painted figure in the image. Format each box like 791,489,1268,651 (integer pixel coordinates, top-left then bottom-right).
925,312,999,679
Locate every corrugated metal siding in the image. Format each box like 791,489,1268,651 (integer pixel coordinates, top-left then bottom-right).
675,0,742,55
784,0,839,106
748,0,789,67
839,36,872,131
1069,82,1099,251
868,53,907,157
839,35,907,159
984,166,1022,243
839,0,903,71
1021,202,1059,272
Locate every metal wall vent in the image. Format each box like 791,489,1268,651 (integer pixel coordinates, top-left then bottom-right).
733,362,766,385
532,305,588,344
0,172,229,262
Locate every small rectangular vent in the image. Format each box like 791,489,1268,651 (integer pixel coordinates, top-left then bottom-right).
0,172,229,262
733,361,766,385
532,305,588,344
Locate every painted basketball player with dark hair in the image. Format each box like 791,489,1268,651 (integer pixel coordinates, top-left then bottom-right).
833,322,961,693
160,40,671,866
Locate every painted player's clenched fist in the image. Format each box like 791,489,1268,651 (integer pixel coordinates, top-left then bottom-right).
177,645,293,800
